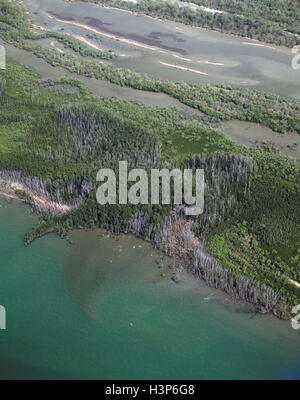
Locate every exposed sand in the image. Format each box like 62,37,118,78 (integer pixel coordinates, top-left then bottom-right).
70,34,104,51
0,180,72,214
160,61,208,75
50,40,65,54
290,278,300,289
241,42,276,50
31,23,48,32
172,54,192,62
48,14,157,51
32,21,104,53
165,1,224,14
198,5,224,14
198,60,224,66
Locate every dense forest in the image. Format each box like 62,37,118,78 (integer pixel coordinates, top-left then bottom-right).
186,0,300,35
0,60,299,318
77,0,300,47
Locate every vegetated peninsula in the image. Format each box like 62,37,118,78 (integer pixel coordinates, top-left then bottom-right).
0,0,299,319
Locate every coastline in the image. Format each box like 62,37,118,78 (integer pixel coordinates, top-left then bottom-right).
0,186,288,321
0,0,299,380
1,199,299,379
1,0,298,322
0,173,292,320
0,178,73,214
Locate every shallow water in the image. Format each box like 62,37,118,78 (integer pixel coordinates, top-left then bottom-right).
25,0,300,99
4,38,299,163
2,40,189,110
0,196,299,379
222,120,300,161
1,0,300,380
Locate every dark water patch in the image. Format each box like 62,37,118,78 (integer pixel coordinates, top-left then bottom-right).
148,31,186,43
0,355,72,380
83,16,112,27
83,16,188,55
25,0,300,97
48,10,187,54
48,10,76,22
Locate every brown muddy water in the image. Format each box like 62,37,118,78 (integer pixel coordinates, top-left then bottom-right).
25,0,300,99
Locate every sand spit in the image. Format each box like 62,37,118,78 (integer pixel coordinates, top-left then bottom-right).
172,54,192,62
50,41,65,54
31,23,48,32
160,61,208,75
241,42,276,50
70,34,104,51
198,60,224,66
48,14,157,51
31,21,104,52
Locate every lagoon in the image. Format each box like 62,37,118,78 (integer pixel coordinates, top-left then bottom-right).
26,0,300,99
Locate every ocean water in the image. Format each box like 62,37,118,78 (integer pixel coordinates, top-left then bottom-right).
0,195,299,380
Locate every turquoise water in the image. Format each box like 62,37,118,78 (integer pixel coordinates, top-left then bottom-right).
0,195,299,380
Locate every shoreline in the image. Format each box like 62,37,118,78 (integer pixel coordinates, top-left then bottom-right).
2,1,299,321
0,179,73,214
0,177,294,320
0,188,277,321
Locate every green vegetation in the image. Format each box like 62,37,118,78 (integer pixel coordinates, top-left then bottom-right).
207,223,300,313
0,0,299,318
4,29,114,59
182,0,300,36
79,0,300,47
0,0,299,135
0,60,299,317
0,0,114,59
